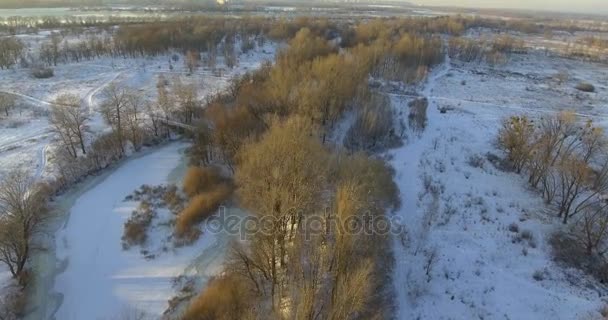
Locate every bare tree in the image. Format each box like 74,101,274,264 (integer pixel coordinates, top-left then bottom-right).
156,77,173,138
498,115,535,173
100,83,128,156
50,94,88,156
185,50,200,74
409,98,428,133
571,204,608,256
0,171,49,281
173,79,199,124
123,90,145,151
0,93,16,118
50,104,79,158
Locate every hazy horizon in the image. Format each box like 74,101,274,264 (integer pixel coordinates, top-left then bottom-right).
2,0,607,15
414,0,607,15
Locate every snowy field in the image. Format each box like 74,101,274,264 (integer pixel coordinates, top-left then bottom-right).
390,53,608,319
0,30,276,320
0,32,276,180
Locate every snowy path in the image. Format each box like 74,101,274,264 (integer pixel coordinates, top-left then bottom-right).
84,70,124,114
0,90,54,107
389,55,603,319
382,92,608,120
390,55,452,320
0,91,55,178
50,142,218,320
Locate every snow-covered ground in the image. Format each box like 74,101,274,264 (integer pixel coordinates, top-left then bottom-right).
390,53,607,319
0,31,276,180
0,30,277,320
3,25,606,319
48,143,224,320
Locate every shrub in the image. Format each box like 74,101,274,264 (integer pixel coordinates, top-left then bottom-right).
521,229,533,241
467,154,485,169
575,82,595,92
182,275,250,320
344,93,400,151
408,98,428,132
182,166,223,198
175,184,233,238
0,288,26,319
31,67,54,79
532,269,545,281
600,304,608,318
550,231,608,282
163,185,184,214
122,201,155,249
508,223,519,233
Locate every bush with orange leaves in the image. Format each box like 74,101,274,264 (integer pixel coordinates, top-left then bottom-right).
182,166,224,198
181,275,251,320
175,183,233,242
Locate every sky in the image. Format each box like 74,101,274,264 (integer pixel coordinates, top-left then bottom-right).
414,0,608,14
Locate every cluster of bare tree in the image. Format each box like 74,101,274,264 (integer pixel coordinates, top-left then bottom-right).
0,15,158,35
111,17,266,57
578,36,608,50
500,112,608,224
48,82,182,190
0,93,17,118
175,166,233,242
344,91,400,151
0,0,101,9
0,37,24,69
174,18,450,318
189,23,445,168
0,171,52,319
449,35,525,65
182,117,399,320
39,32,113,65
499,113,608,262
0,172,50,283
49,94,88,158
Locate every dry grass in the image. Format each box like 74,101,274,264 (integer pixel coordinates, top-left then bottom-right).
408,98,428,132
175,184,233,238
121,201,155,249
182,166,223,198
181,275,250,320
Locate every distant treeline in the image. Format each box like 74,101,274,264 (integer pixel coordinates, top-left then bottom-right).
0,0,102,9
0,0,226,9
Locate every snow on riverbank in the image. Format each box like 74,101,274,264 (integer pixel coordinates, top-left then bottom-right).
50,142,219,319
390,56,605,319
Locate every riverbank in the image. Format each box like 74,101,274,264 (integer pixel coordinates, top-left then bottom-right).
24,141,193,320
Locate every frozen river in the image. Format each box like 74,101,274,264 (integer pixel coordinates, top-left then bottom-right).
23,142,231,320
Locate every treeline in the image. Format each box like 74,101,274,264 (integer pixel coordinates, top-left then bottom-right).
186,24,443,170
448,35,526,65
0,37,24,69
0,0,102,8
578,36,608,50
3,15,602,70
49,69,214,191
47,81,183,191
112,17,271,57
0,15,158,34
183,117,400,319
38,32,112,65
499,112,607,224
498,112,608,280
174,17,450,319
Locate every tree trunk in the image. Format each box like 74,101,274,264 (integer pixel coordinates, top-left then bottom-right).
77,130,86,155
